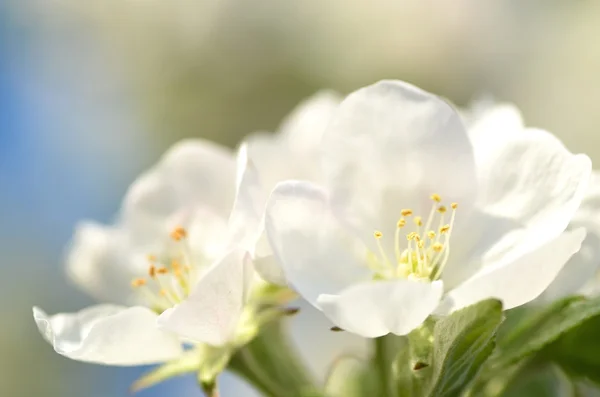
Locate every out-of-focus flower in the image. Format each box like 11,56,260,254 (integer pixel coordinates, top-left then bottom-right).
33,140,277,369
465,102,600,303
241,91,341,285
266,80,590,338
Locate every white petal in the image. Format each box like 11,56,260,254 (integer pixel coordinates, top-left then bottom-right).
317,280,443,338
473,127,591,256
122,139,236,233
266,181,370,306
322,80,477,248
439,228,586,314
65,222,141,304
279,90,341,155
252,231,287,285
466,102,523,141
245,91,339,191
227,143,266,252
33,305,182,366
158,249,254,346
542,171,600,300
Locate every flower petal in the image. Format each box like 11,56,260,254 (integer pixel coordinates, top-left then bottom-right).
541,171,600,300
122,139,236,236
65,222,142,304
266,181,370,306
227,143,266,253
157,249,254,346
33,305,182,366
439,228,586,314
322,80,476,248
472,127,591,257
317,280,443,338
245,91,340,191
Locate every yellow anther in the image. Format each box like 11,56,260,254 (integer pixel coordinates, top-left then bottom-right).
418,240,425,249
159,289,168,297
397,218,406,228
147,254,157,262
427,231,436,239
438,206,447,214
171,260,181,271
156,267,169,275
451,203,458,210
131,278,147,288
431,194,442,203
148,265,156,278
440,225,451,234
374,230,383,239
414,234,422,242
406,232,417,241
414,216,423,227
170,226,188,241
401,209,413,217
432,243,444,253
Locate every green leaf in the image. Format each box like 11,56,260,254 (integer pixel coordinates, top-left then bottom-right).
493,295,600,369
130,349,204,393
545,313,600,386
393,321,434,397
499,364,575,397
427,299,504,397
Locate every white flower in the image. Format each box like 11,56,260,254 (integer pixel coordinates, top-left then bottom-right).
34,140,259,365
239,91,342,284
266,80,591,338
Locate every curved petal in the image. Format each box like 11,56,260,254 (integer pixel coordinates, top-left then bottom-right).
439,228,586,314
33,305,182,366
317,280,443,338
279,90,341,155
542,171,600,300
252,231,287,285
227,143,266,252
122,139,237,234
158,249,254,346
245,91,340,191
465,102,523,141
472,127,591,257
266,181,370,306
322,80,477,249
65,222,142,304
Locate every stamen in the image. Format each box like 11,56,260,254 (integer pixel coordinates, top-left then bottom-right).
431,194,442,202
432,243,444,253
438,206,447,214
156,267,169,275
147,254,157,262
374,231,392,266
401,209,413,217
148,265,156,278
414,216,423,227
440,224,450,234
170,226,188,241
131,278,147,287
427,231,436,239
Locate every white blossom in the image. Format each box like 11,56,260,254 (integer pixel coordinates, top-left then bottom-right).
266,80,590,338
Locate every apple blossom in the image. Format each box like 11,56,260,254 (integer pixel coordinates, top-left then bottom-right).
266,80,590,338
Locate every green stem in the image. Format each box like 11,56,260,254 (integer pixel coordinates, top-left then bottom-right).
374,335,402,397
229,319,322,397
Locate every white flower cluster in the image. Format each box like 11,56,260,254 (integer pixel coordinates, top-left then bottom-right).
33,81,600,392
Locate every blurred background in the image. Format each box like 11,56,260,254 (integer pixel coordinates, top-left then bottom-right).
2,0,600,396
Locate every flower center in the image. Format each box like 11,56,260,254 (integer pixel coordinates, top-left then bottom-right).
131,226,197,312
369,194,458,282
